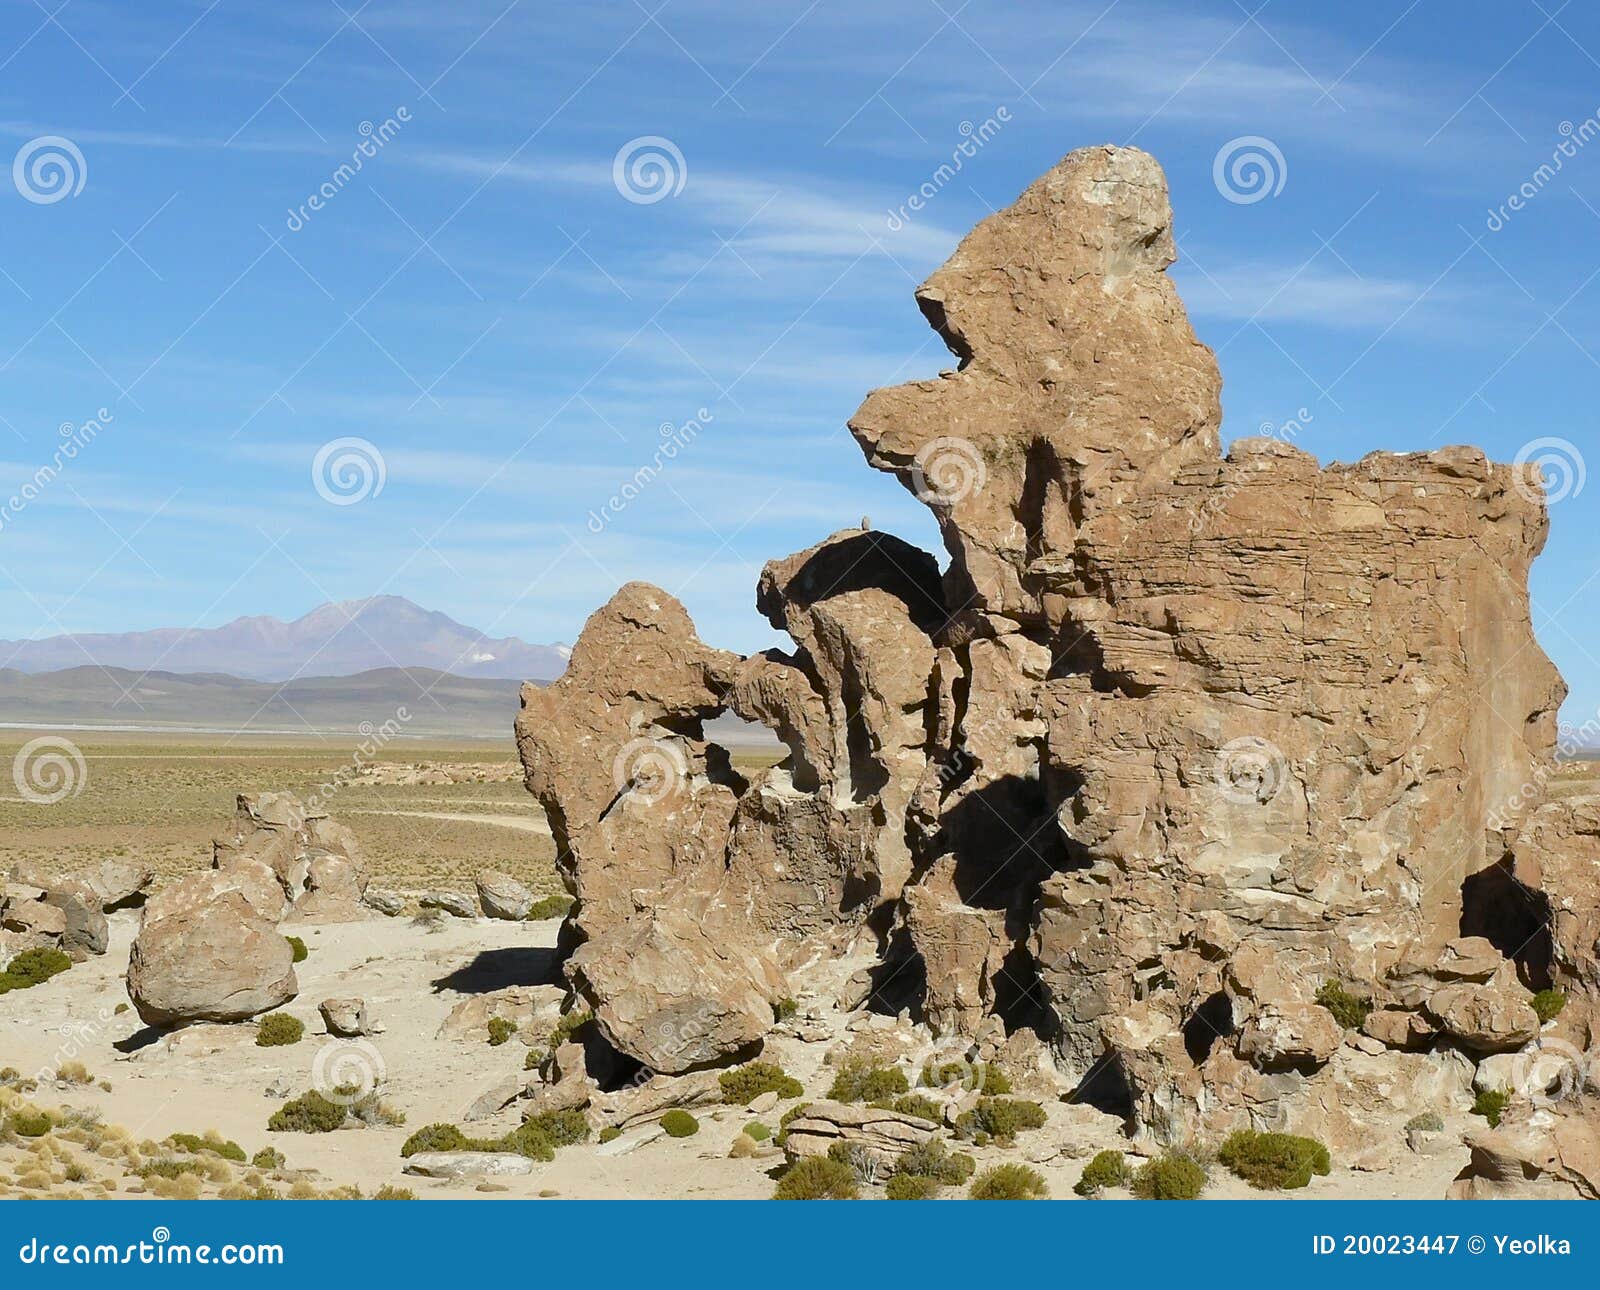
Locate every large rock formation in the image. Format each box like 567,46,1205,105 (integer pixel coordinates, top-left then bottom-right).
518,145,1583,1159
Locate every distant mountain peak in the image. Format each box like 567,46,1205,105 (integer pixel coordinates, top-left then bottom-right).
0,599,569,683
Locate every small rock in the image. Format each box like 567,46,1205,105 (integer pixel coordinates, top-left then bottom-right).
363,889,405,916
319,997,370,1037
596,1123,665,1156
265,1076,291,1098
402,1152,535,1179
420,891,476,919
747,1091,779,1114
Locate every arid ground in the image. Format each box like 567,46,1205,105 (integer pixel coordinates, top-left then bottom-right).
3,732,1594,1200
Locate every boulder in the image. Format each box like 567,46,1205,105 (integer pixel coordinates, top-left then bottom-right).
42,882,109,957
1450,1102,1600,1199
590,1071,724,1131
476,870,534,921
363,888,405,916
126,889,297,1026
1423,967,1541,1053
84,860,153,910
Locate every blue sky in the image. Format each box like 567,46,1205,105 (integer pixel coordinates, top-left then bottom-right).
3,0,1600,716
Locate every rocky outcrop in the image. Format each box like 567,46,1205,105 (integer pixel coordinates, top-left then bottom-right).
477,870,535,920
780,1100,938,1167
213,792,371,923
516,143,1577,1155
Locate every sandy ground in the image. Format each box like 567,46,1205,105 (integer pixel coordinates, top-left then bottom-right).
0,906,1482,1200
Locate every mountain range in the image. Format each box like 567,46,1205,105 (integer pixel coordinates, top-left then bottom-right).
0,597,570,682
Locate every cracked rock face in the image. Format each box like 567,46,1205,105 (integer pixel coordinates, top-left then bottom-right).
518,144,1577,1150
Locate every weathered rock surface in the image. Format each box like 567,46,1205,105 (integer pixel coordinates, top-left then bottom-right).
780,1100,938,1166
213,792,371,924
319,997,370,1037
516,143,1580,1154
477,869,534,920
1450,1103,1600,1199
402,1151,535,1180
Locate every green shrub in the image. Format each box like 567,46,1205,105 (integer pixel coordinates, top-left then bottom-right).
168,1132,246,1162
486,1017,516,1047
526,894,574,921
497,1122,556,1161
399,1120,556,1162
0,947,72,995
885,1173,938,1199
10,1109,51,1137
524,1108,589,1147
251,1147,285,1170
969,1163,1049,1199
773,1156,859,1200
400,1123,469,1156
659,1109,699,1138
267,1091,347,1133
1131,1153,1207,1200
1315,980,1372,1030
1218,1130,1331,1191
956,1097,1047,1142
138,1158,204,1180
1405,1111,1444,1133
255,1013,304,1047
743,1121,772,1141
1532,989,1568,1024
374,1185,415,1200
920,1060,1011,1095
719,1061,803,1105
286,936,308,963
895,1138,974,1185
1473,1088,1510,1128
888,1094,943,1123
773,997,799,1021
828,1059,909,1103
598,1126,621,1144
1074,1149,1130,1196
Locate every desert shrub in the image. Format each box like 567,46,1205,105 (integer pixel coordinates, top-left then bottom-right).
773,1156,859,1200
10,1110,51,1138
400,1123,469,1157
1473,1088,1510,1128
729,1134,760,1159
828,1059,909,1103
1315,980,1372,1030
374,1185,415,1199
267,1091,347,1134
1405,1111,1444,1133
1131,1153,1207,1200
0,948,72,994
1532,989,1568,1024
168,1132,246,1163
920,1060,1011,1095
1074,1149,1131,1196
526,894,573,921
55,1061,92,1085
969,1163,1049,1200
719,1061,803,1105
286,936,308,963
895,1138,974,1185
486,1017,516,1047
885,1173,938,1199
137,1158,205,1180
1218,1130,1331,1191
659,1110,699,1138
496,1123,555,1161
773,997,799,1021
255,1013,304,1047
525,1108,589,1147
743,1121,772,1141
251,1147,285,1170
827,1140,891,1185
956,1097,1047,1142
598,1126,621,1143
889,1094,943,1123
